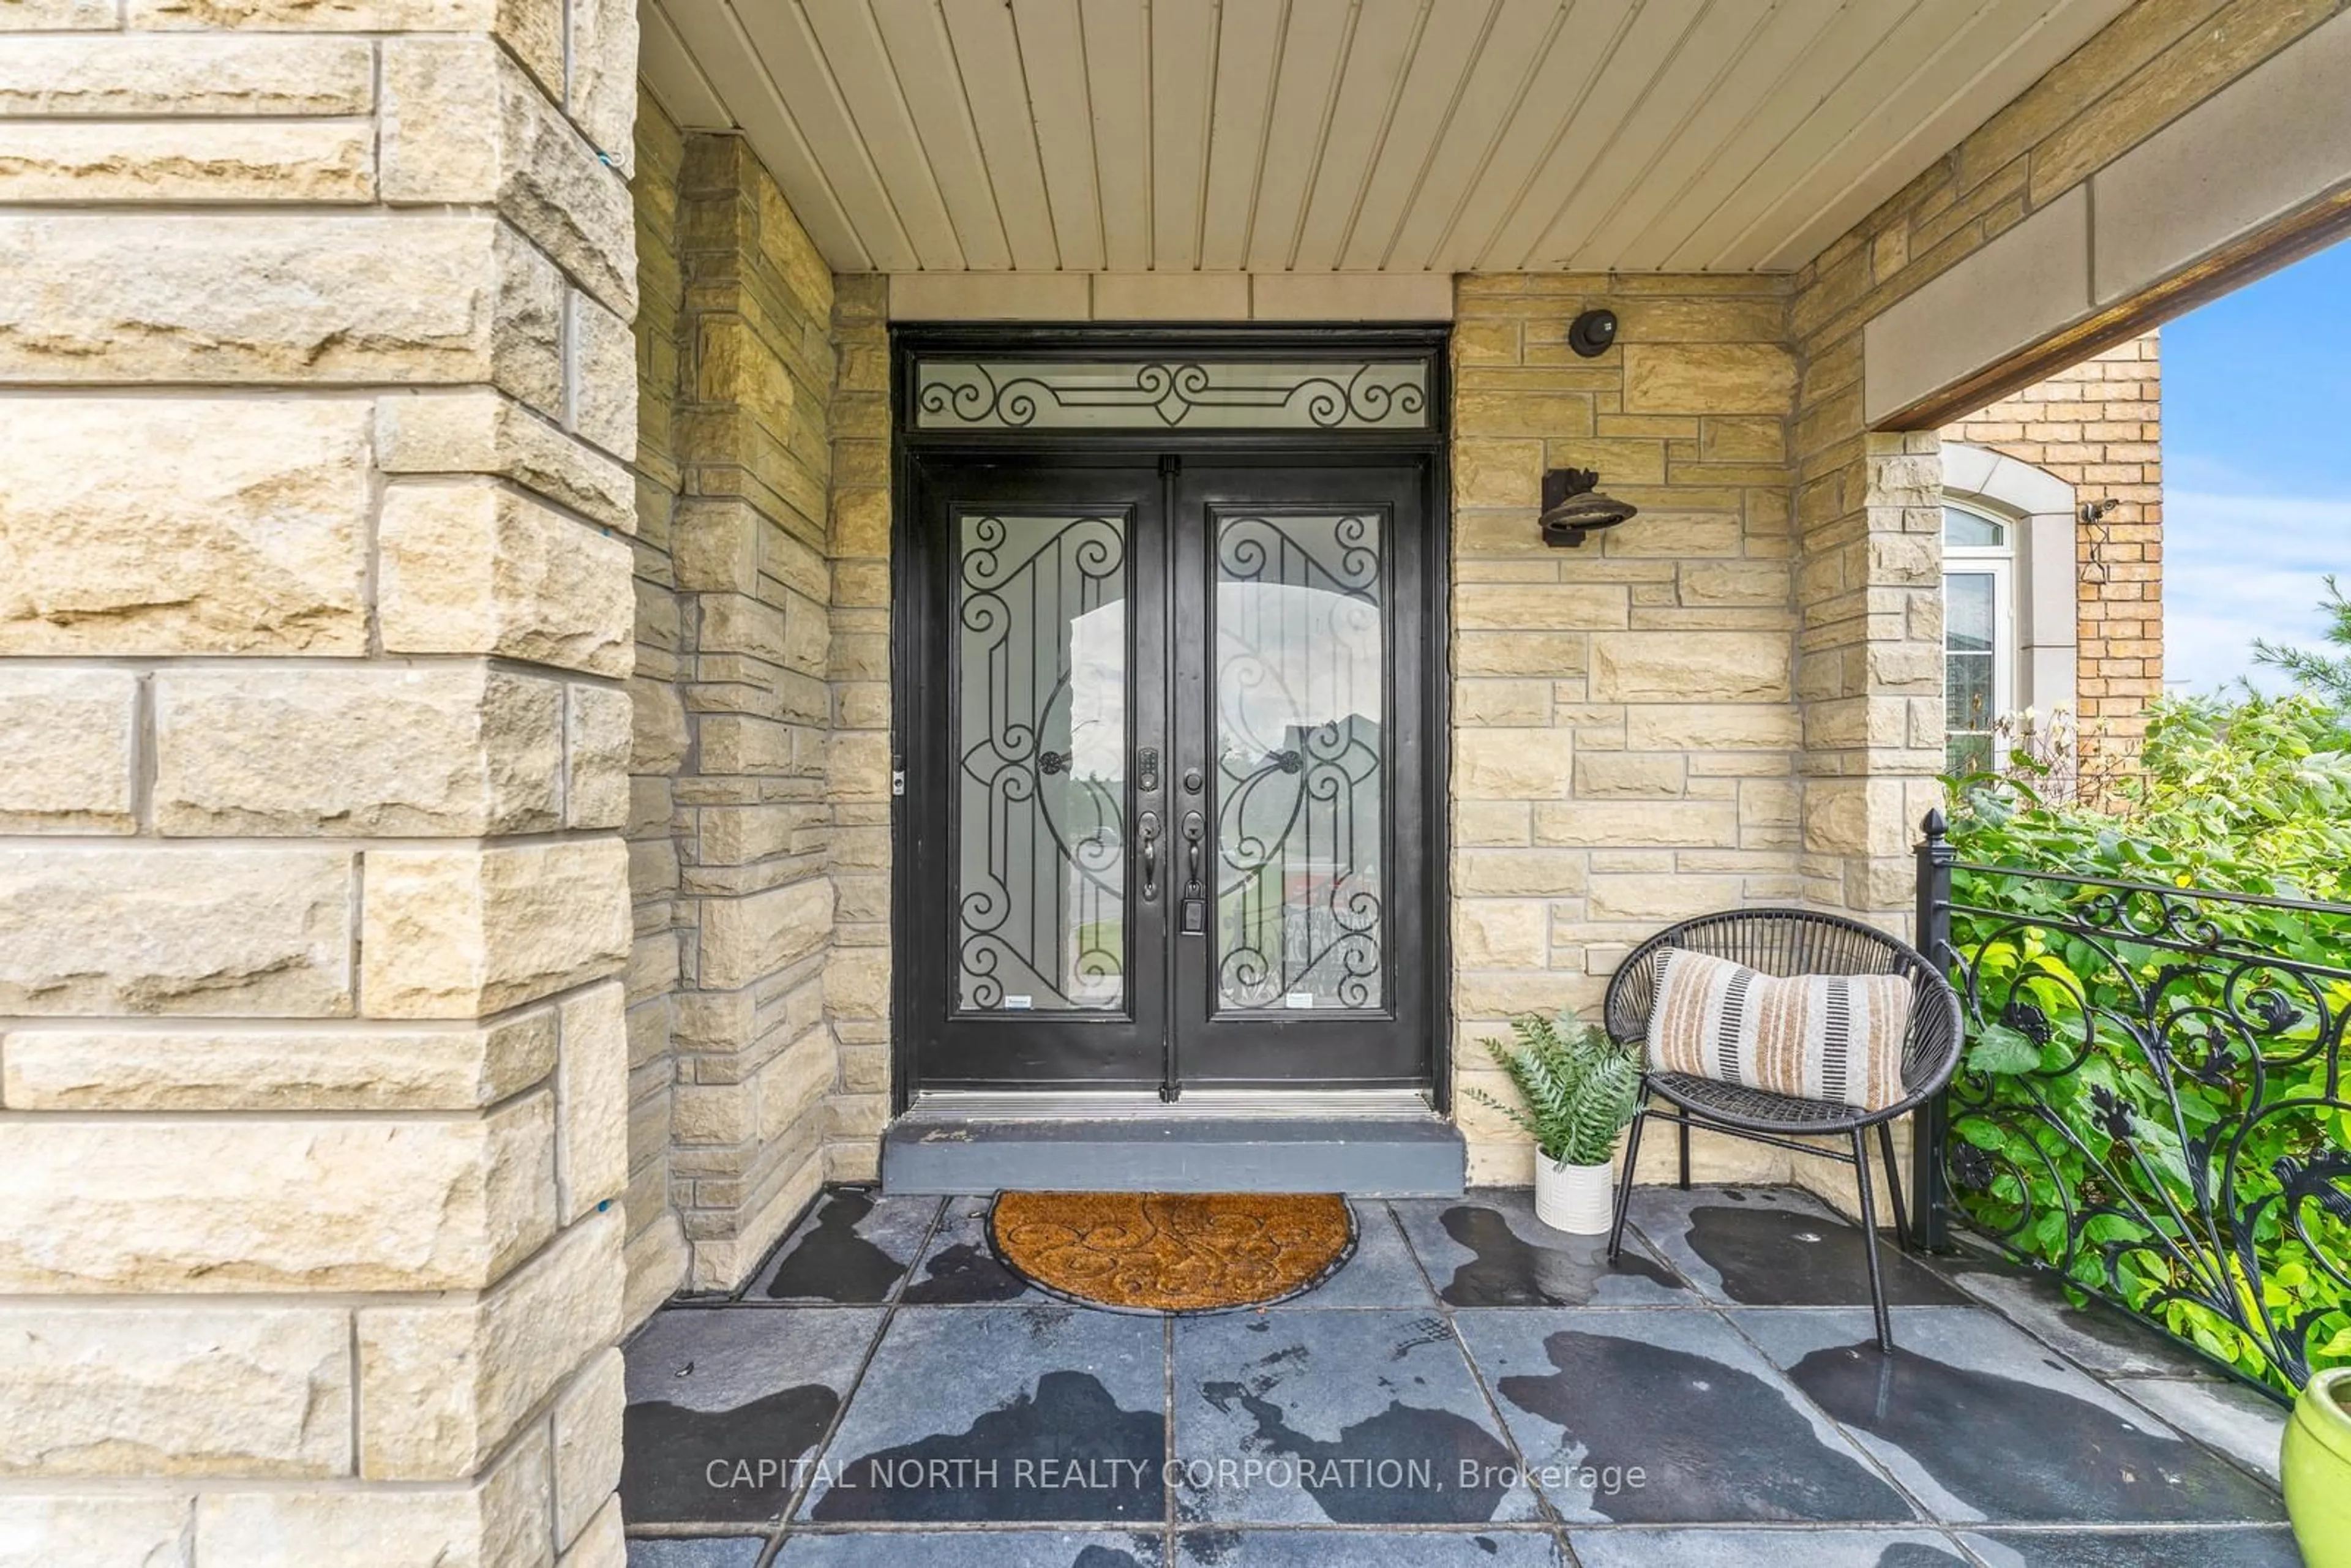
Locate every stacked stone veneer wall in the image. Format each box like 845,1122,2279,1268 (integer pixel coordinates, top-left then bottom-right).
1939,333,2164,764
1780,0,2335,1215
0,5,640,1564
1447,276,1805,1185
821,275,896,1176
621,121,849,1295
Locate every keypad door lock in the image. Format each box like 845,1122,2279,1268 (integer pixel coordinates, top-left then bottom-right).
1137,747,1160,793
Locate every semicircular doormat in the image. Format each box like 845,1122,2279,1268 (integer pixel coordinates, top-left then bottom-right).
988,1191,1355,1313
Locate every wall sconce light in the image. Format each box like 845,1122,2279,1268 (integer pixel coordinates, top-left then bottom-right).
1540,468,1639,548
2080,496,2120,584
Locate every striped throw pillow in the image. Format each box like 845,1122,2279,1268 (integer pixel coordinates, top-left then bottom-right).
1644,947,1913,1112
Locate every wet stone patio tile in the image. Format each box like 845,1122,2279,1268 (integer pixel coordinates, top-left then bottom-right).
1730,1307,2287,1525
1172,1308,1540,1528
1627,1185,1965,1308
1173,1527,1571,1564
773,1528,1166,1566
1390,1189,1691,1308
1454,1308,1916,1525
2110,1376,2288,1485
798,1305,1164,1525
1962,1526,2306,1566
745,1189,942,1305
1284,1202,1439,1308
1562,1528,1970,1566
898,1196,1043,1305
624,1540,767,1568
1930,1247,2225,1379
621,1307,883,1526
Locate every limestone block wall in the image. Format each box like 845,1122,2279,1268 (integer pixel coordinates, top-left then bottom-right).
823,276,895,1176
1939,334,2164,763
1781,0,2334,1218
621,89,691,1326
0,5,640,1564
1447,275,1806,1186
622,126,846,1293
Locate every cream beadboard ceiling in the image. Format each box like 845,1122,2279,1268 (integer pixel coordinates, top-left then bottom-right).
639,0,2129,276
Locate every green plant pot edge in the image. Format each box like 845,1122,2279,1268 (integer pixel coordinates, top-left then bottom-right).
2285,1367,2351,1568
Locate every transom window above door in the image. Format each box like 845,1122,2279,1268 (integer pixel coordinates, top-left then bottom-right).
912,357,1432,431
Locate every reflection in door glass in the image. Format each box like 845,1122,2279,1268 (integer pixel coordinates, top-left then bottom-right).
1213,513,1385,1011
954,513,1127,1011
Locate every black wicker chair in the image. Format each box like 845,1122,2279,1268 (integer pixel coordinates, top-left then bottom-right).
1602,907,1963,1352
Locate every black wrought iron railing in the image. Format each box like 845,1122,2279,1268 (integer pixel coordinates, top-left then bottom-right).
1913,811,2351,1398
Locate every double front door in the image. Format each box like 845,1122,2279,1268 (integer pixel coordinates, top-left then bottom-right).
900,451,1438,1095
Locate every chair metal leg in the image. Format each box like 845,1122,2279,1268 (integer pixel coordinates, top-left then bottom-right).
1607,1105,1648,1262
1677,1119,1691,1190
1877,1121,1910,1251
1851,1128,1895,1353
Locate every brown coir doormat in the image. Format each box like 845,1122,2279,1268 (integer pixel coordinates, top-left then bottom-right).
988,1191,1355,1313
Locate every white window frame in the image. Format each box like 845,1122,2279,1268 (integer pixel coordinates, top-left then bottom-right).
1940,442,2080,774
1942,509,2015,771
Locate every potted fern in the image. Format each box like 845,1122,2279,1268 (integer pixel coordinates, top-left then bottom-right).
1466,1010,1645,1233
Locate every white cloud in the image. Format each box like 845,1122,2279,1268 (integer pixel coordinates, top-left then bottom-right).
2161,489,2346,694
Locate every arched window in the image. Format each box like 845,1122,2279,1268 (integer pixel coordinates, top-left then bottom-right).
1938,441,2078,778
1942,500,2014,773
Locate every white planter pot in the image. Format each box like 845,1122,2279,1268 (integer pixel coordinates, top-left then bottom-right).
1534,1155,1617,1234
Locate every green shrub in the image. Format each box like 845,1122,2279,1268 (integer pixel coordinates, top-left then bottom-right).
1944,691,2351,1396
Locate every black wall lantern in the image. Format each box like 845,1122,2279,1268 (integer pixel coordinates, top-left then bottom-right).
1540,468,1638,548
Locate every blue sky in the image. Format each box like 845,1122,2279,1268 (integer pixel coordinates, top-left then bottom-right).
2160,239,2351,693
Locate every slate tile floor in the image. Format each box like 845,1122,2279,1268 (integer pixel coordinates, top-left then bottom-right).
623,1184,2298,1567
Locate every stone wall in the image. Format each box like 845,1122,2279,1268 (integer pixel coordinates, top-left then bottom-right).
1447,276,1806,1185
620,128,847,1294
1939,334,2164,764
621,88,691,1326
1785,0,2341,934
823,276,895,1175
0,5,640,1564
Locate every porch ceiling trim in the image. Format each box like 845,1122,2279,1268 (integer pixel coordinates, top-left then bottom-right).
639,0,2131,279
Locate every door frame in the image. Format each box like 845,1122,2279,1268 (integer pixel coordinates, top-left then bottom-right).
886,323,1453,1115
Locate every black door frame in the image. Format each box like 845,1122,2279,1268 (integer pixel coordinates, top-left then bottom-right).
887,323,1453,1114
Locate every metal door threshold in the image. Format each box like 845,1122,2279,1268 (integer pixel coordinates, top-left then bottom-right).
904,1088,1438,1121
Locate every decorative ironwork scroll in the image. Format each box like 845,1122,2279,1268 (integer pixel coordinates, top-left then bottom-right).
1933,864,2351,1394
915,359,1430,431
954,512,1128,1011
1212,512,1385,1011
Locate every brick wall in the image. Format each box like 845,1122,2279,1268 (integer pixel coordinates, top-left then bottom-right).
1939,334,2164,760
0,5,640,1563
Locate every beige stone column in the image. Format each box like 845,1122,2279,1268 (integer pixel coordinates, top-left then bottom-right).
657,135,841,1291
1789,231,1948,925
0,6,639,1563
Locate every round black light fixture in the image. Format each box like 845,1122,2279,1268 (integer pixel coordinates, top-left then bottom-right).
1567,308,1618,358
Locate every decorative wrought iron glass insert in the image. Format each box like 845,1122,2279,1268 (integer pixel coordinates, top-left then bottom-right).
1212,511,1386,1011
954,512,1128,1012
915,358,1430,431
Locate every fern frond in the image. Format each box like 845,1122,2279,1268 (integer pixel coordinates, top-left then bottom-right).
1474,1008,1644,1166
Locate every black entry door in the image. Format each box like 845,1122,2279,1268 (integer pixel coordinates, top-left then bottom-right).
902,450,1435,1095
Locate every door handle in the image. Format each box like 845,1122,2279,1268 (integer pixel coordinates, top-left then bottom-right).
1179,811,1207,935
1137,811,1161,902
